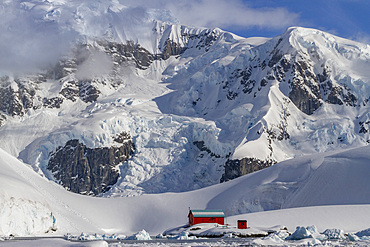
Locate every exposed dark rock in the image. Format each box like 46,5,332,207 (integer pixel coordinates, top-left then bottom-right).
227,66,255,95
317,67,330,83
221,157,276,182
241,79,255,94
343,89,357,106
190,30,219,52
78,81,100,103
0,75,47,118
193,141,221,158
280,58,291,72
359,117,370,134
260,60,266,70
273,64,286,82
114,132,132,143
268,38,284,69
161,40,187,60
0,86,24,116
48,135,135,196
260,79,268,87
288,61,323,115
0,113,5,127
59,81,79,101
227,90,238,100
99,40,155,69
268,51,283,68
326,86,344,105
289,84,322,115
43,97,64,108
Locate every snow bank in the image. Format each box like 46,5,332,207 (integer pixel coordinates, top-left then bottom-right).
0,149,56,237
0,196,55,237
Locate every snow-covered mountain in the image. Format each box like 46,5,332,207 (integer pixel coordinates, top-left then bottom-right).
0,0,369,197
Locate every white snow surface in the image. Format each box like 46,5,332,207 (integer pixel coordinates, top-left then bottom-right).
0,145,370,238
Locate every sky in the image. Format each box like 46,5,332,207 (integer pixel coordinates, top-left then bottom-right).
227,0,370,42
156,0,370,43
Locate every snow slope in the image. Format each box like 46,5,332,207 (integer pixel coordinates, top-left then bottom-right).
1,145,369,236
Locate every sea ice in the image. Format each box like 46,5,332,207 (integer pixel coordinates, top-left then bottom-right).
322,228,346,240
286,225,325,240
126,229,152,240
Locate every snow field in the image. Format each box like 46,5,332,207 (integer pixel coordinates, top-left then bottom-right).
1,145,370,238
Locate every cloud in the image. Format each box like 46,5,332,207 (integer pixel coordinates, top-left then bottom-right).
120,0,299,30
0,1,77,74
75,51,114,80
353,32,370,45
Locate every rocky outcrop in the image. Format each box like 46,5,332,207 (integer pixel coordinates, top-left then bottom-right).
0,75,44,117
161,40,186,60
221,157,276,182
48,134,135,195
0,113,5,127
188,30,219,52
193,141,222,158
0,85,24,117
98,40,155,70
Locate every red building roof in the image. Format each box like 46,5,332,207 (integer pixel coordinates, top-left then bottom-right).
189,209,225,218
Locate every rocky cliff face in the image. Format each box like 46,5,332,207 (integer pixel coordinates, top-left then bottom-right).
221,158,276,182
47,133,134,195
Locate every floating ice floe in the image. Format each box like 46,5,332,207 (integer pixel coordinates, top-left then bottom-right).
164,223,270,238
356,228,370,238
64,232,126,241
126,229,152,240
168,231,197,240
322,228,346,240
286,225,325,241
348,233,360,241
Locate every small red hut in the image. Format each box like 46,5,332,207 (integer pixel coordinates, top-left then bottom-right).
237,220,247,229
188,209,225,226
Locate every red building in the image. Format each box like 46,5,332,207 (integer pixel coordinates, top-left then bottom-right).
237,220,247,229
188,209,225,226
